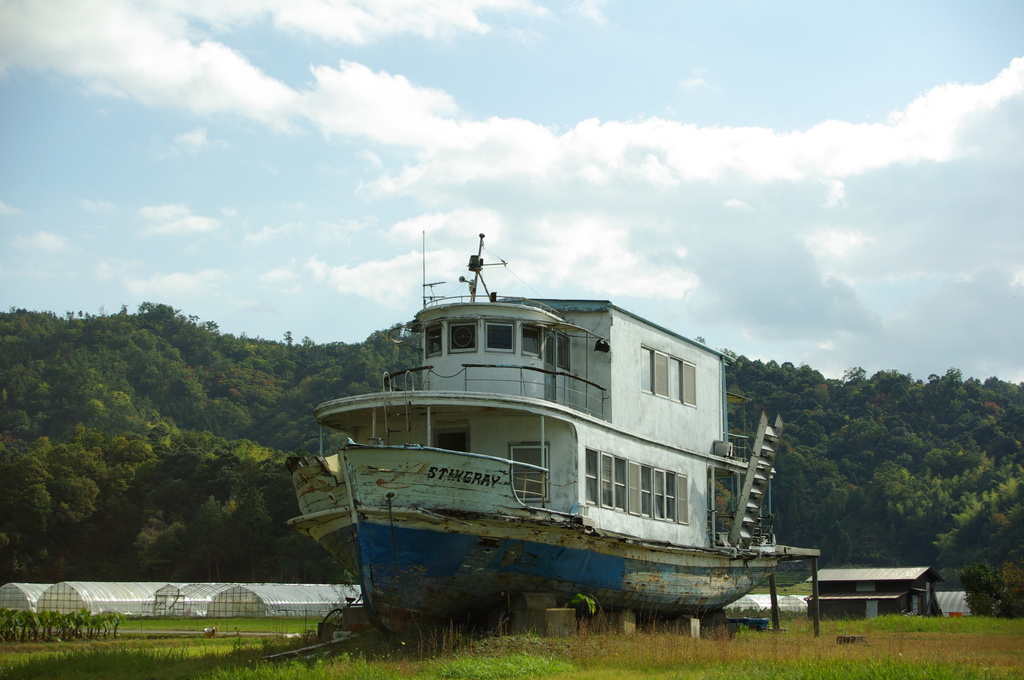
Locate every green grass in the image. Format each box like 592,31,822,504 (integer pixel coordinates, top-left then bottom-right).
3,615,1022,680
118,616,313,635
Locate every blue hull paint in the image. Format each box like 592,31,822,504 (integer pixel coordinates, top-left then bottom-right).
353,518,772,628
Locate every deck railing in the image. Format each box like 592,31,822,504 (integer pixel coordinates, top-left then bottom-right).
383,364,606,419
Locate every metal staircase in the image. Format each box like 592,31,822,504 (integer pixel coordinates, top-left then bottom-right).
729,411,783,548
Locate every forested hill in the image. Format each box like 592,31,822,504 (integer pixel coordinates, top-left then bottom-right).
1,303,1022,585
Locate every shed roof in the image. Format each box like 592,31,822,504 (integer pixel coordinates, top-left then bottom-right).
812,592,907,601
814,567,942,583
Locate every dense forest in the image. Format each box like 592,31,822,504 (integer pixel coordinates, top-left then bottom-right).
1,303,1022,586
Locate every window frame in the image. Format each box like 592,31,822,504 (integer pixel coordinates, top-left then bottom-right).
485,321,515,353
449,322,477,353
425,323,443,358
522,324,541,357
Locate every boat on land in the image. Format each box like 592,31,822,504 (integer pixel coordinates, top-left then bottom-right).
286,235,815,631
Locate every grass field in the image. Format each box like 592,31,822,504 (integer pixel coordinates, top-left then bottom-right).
1,614,1021,680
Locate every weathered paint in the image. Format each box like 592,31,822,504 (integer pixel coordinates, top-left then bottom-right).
286,291,818,631
287,444,775,630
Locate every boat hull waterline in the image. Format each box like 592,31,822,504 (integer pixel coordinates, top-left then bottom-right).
288,444,776,629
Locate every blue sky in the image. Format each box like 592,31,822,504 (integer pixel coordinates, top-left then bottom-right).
2,0,1023,382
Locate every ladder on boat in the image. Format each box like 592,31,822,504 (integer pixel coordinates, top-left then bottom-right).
728,410,783,549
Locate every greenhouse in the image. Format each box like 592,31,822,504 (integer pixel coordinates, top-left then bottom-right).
153,583,235,617
725,593,807,613
36,582,170,616
206,583,361,618
0,583,52,611
936,591,971,616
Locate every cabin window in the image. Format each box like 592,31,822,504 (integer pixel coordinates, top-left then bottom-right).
556,332,570,370
425,324,443,357
449,323,477,352
436,430,469,452
676,473,689,524
486,322,514,352
614,457,627,511
628,462,641,515
640,465,653,517
642,348,670,397
680,361,697,406
510,443,547,505
600,454,614,507
589,451,688,524
546,331,571,370
665,473,678,522
654,469,666,519
585,449,599,504
522,325,541,356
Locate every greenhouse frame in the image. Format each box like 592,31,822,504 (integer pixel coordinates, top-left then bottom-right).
35,582,171,615
153,583,235,617
206,584,361,618
0,583,52,612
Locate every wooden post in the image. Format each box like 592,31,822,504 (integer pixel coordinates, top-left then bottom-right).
768,572,781,631
810,556,821,637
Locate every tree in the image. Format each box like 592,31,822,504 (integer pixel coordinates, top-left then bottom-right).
959,562,1001,616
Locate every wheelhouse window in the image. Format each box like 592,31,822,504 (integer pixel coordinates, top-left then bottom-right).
486,322,514,352
449,323,477,352
425,323,442,357
522,324,541,356
556,332,570,370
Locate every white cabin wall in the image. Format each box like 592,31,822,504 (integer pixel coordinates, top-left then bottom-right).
604,308,725,456
574,422,711,547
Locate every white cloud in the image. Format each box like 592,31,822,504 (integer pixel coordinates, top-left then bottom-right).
0,200,21,215
169,128,227,156
124,269,228,296
140,204,220,235
81,198,118,214
724,198,752,211
822,179,846,208
804,229,872,260
570,0,608,25
12,230,70,251
245,222,303,244
680,77,710,90
306,251,426,307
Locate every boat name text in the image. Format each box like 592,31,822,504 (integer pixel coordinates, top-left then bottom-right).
426,467,504,487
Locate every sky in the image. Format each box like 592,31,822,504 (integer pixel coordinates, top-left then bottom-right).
2,0,1023,384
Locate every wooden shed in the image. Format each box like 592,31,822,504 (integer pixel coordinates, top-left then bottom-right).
807,567,943,619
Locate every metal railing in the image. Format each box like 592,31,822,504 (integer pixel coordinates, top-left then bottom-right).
382,364,606,419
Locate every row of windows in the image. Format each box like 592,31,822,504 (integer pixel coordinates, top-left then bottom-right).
425,320,570,370
584,448,689,524
641,347,696,406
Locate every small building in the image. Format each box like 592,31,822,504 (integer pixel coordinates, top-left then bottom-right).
808,567,943,619
0,583,52,612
